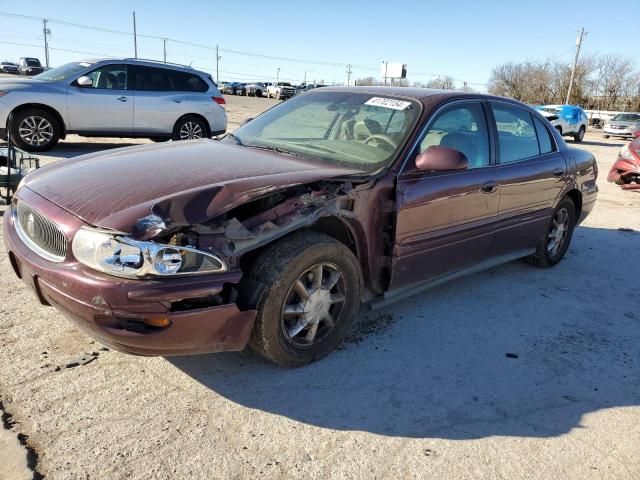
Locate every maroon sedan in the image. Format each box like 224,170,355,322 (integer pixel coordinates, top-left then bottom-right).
4,87,598,366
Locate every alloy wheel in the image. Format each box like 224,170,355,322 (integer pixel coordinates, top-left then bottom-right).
547,207,569,256
179,121,204,140
280,262,347,348
18,116,53,147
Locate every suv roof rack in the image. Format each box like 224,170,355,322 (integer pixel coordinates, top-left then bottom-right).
123,58,194,69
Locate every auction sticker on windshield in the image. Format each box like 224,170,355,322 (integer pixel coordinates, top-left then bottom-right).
365,97,412,110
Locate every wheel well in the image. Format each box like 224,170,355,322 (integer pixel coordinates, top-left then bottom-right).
11,103,66,138
565,189,582,218
238,217,359,274
175,113,211,137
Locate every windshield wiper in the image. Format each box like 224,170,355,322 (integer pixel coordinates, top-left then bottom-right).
227,133,245,146
245,144,303,157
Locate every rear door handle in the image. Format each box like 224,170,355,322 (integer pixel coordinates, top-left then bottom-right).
480,181,498,193
552,168,564,177
117,96,128,102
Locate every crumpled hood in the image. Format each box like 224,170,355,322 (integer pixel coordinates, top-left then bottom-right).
23,139,364,233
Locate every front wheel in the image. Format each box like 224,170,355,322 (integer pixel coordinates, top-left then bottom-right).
11,108,60,152
573,126,585,142
526,197,576,268
172,115,208,141
603,135,610,139
248,231,361,367
255,89,262,98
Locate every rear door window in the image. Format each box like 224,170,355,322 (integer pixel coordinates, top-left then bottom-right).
491,103,540,163
134,66,173,91
170,71,209,92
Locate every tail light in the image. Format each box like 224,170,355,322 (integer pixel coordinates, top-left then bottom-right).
212,96,226,108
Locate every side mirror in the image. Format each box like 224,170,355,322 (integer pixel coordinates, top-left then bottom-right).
633,130,640,138
241,117,254,127
76,76,92,87
415,145,468,171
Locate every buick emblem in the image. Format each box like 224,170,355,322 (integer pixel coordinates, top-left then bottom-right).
26,213,36,238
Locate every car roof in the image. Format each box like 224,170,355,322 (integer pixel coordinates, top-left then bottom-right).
309,86,481,102
76,58,211,76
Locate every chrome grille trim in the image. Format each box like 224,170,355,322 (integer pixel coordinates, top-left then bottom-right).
13,200,67,262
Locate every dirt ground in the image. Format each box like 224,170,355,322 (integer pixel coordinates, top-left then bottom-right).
1,95,639,480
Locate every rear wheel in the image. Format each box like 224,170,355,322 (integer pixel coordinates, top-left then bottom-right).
172,115,208,141
255,89,262,98
604,134,610,139
526,197,576,268
11,108,59,152
247,231,361,367
573,126,585,142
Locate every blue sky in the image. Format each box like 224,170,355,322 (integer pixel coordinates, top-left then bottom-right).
0,1,636,89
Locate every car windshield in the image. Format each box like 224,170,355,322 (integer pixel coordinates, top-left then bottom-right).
611,113,640,122
34,62,93,81
222,91,420,172
25,59,40,66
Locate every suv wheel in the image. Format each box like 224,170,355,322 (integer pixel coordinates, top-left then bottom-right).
255,89,262,98
573,126,585,142
248,231,361,367
173,116,208,141
11,108,60,152
526,197,576,268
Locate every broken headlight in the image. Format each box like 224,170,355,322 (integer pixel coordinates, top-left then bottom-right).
72,227,227,278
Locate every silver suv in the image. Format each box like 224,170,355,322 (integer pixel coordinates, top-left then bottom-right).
0,58,227,151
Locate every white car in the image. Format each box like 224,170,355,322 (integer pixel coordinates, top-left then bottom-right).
536,105,588,142
0,58,227,152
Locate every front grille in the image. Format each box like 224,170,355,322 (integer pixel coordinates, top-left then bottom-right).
14,201,67,262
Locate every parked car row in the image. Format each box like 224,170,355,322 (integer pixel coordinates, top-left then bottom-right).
1,58,45,76
0,58,227,151
218,81,327,99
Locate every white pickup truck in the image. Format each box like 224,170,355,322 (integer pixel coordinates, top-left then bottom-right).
266,82,296,100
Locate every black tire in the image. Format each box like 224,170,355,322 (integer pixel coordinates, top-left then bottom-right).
247,231,362,367
172,115,208,141
603,134,610,139
255,89,262,98
10,108,60,152
573,126,585,142
526,197,576,268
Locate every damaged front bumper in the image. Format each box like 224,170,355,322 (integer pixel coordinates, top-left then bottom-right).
3,193,257,356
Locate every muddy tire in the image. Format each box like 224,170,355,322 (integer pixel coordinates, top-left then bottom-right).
10,108,60,152
247,231,361,367
526,197,576,268
573,126,585,142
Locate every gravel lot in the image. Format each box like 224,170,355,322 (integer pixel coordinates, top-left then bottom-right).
1,95,639,479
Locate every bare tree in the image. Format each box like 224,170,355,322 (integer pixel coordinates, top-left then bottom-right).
426,75,456,90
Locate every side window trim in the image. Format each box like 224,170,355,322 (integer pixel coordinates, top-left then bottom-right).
400,98,492,176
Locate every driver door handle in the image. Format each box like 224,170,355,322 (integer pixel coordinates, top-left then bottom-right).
117,96,128,102
480,181,498,193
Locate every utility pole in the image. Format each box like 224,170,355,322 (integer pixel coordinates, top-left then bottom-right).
276,67,280,85
346,64,352,86
162,38,167,63
215,44,221,83
383,61,388,86
42,19,50,68
132,11,138,59
565,27,586,105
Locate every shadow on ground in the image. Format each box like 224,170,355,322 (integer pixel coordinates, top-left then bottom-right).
170,225,640,439
579,140,625,148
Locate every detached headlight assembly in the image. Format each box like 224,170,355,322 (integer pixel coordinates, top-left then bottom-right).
72,227,227,278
